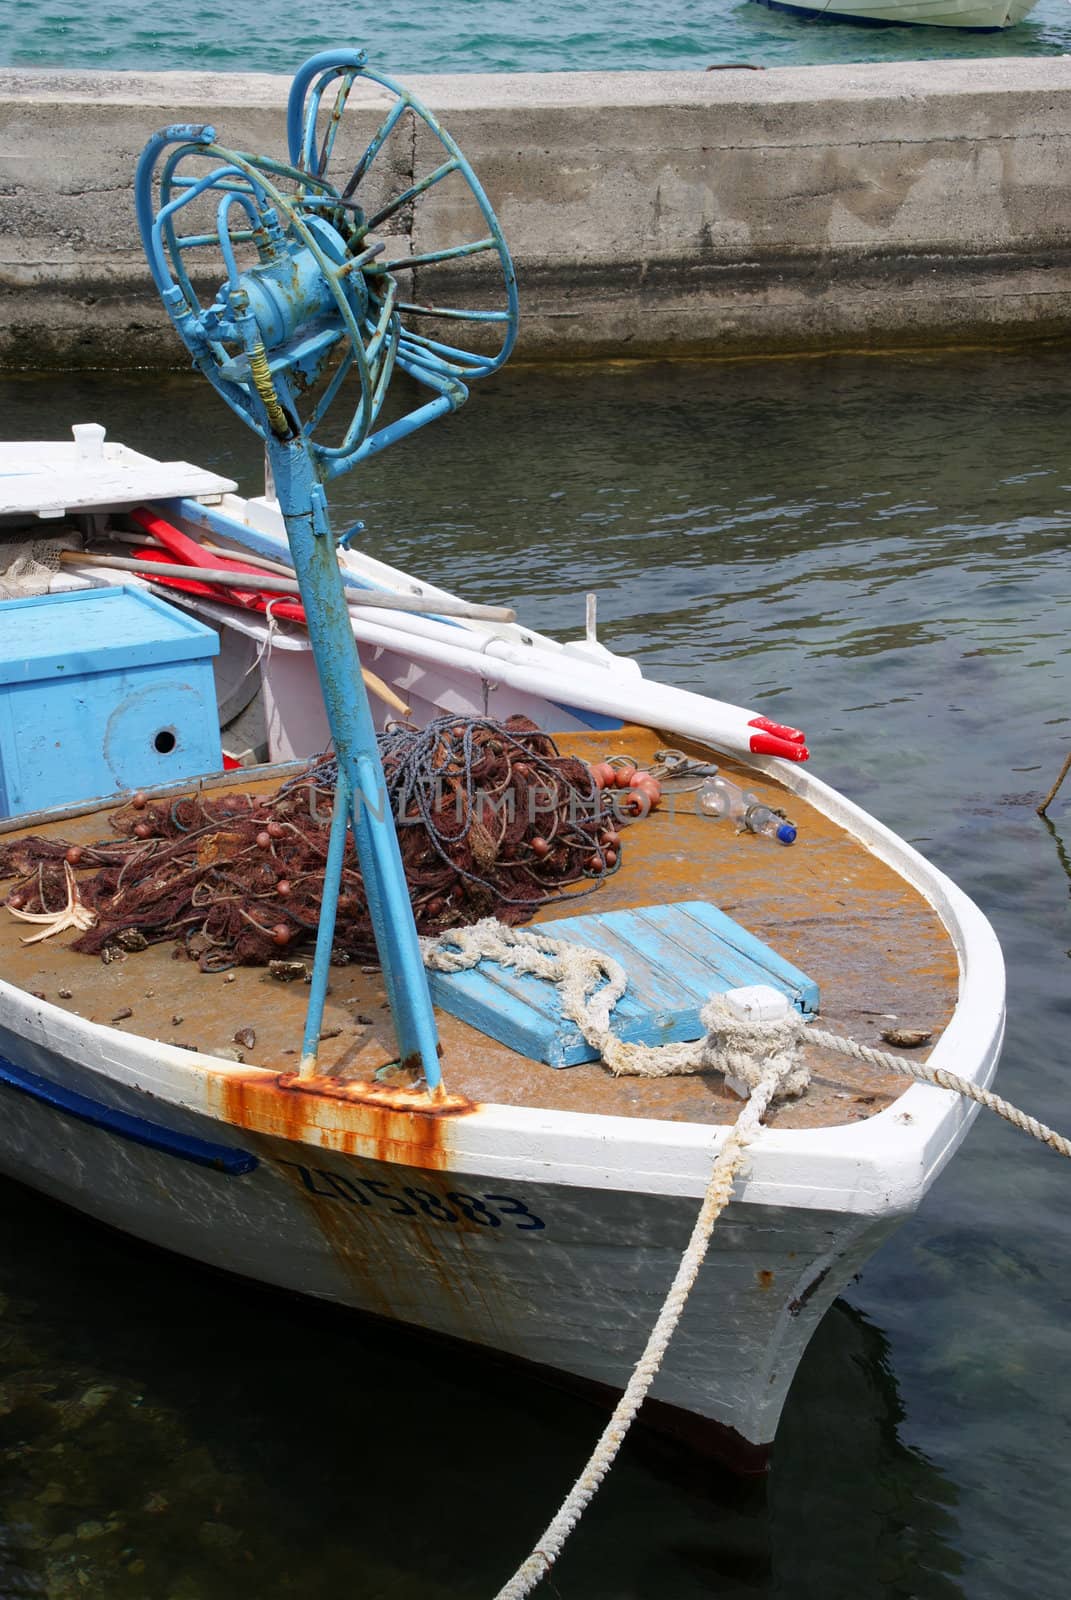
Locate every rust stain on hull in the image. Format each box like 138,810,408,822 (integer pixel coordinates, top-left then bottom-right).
230,1103,517,1341
273,1145,497,1330
207,1066,477,1171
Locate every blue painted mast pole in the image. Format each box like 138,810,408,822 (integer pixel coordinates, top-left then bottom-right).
298,764,350,1073
135,52,519,1096
267,434,442,1091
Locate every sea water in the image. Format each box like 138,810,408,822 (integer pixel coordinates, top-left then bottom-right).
2,0,1071,74
1,348,1070,1598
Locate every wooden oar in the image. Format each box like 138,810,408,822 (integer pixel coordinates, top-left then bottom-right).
58,549,514,622
353,667,411,720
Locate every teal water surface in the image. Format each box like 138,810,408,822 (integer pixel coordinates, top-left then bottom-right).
1,348,1071,1598
2,0,1071,74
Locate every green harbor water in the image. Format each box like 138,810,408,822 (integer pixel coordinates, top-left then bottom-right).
2,348,1071,1597
3,0,1071,73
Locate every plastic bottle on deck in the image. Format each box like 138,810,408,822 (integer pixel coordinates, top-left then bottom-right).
697,775,797,844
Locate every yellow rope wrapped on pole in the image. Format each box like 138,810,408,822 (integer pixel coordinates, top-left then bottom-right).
249,342,290,437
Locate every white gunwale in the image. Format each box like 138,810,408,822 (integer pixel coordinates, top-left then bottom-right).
0,752,1005,1216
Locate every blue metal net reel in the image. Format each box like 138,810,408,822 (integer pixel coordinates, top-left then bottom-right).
134,49,520,1093
134,49,517,468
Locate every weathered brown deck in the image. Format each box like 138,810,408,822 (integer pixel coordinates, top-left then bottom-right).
0,727,957,1130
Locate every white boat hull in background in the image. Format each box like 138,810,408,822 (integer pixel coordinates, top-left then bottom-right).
755,0,1037,28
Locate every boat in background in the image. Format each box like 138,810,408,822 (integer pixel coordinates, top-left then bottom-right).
753,0,1037,30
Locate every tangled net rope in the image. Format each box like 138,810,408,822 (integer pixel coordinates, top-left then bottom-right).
0,716,630,971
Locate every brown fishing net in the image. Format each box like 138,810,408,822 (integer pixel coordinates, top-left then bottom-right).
0,716,634,972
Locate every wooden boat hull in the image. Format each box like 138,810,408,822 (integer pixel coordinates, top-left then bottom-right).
0,444,1006,1459
0,756,1003,1455
0,1016,903,1457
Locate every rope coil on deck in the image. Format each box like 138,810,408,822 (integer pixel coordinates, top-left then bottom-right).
425,918,1071,1161
420,918,1071,1600
422,918,811,1090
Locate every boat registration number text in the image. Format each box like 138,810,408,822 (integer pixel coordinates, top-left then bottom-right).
278,1160,546,1231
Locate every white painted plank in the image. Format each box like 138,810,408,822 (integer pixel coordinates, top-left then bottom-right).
0,436,236,518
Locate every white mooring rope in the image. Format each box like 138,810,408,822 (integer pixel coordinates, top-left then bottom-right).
492,1062,787,1600
422,917,811,1088
420,919,1070,1599
807,1027,1071,1159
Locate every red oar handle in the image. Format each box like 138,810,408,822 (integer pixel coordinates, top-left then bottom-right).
748,732,810,762
748,715,806,745
133,547,309,626
131,507,266,608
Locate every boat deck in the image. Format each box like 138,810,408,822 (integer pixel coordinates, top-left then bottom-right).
0,727,957,1130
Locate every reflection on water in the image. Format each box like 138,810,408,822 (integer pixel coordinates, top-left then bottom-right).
2,349,1071,1596
1040,811,1071,896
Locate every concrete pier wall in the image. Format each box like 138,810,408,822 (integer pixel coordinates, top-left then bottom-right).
1,58,1070,368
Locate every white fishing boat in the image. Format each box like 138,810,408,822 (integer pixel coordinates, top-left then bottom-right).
0,49,1005,1478
754,0,1037,29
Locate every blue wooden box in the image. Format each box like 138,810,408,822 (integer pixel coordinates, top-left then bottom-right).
0,586,221,818
427,900,820,1067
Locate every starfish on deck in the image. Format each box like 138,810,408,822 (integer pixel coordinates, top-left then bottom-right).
7,862,97,945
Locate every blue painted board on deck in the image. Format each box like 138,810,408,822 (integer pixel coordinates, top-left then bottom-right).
427,900,819,1067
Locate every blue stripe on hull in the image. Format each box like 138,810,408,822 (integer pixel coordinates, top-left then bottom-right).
550,702,624,731
0,1052,258,1175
